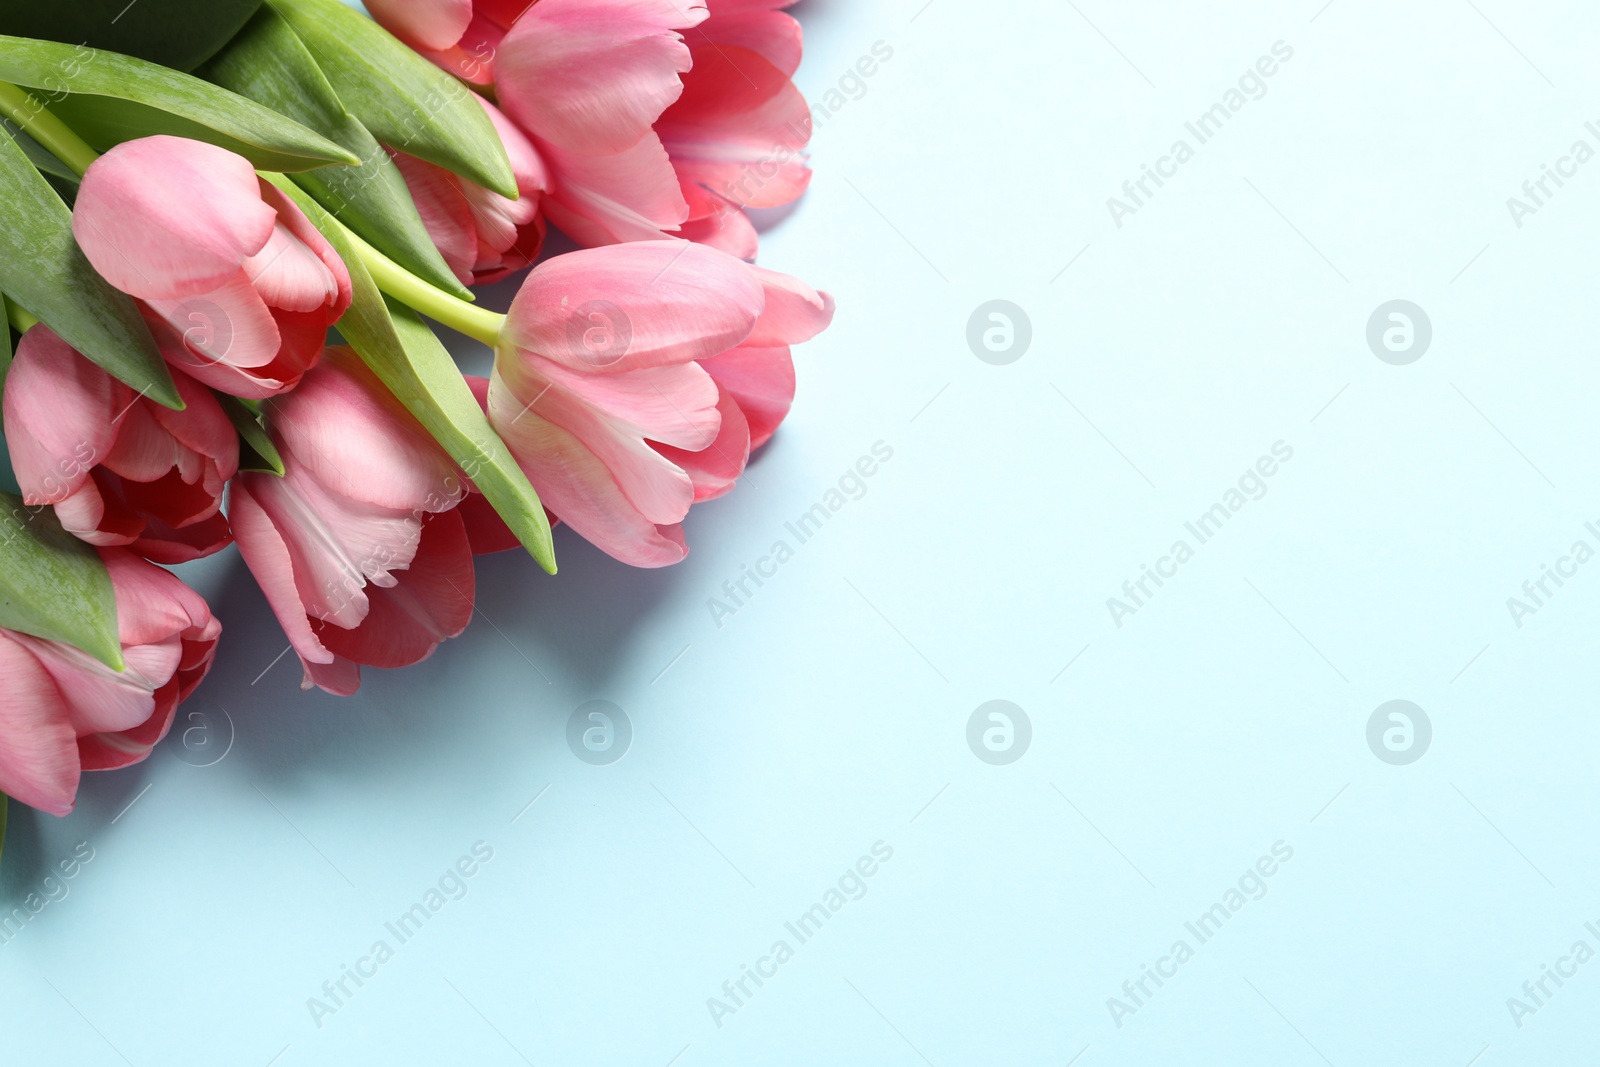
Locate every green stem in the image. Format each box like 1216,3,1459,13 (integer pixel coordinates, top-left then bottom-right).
0,80,99,177
340,224,504,347
4,298,38,335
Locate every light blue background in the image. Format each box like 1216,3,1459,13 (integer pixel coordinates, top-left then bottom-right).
6,1,1600,1063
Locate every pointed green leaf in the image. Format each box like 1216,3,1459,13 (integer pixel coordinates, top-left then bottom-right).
215,389,285,475
268,0,517,198
268,177,555,573
197,7,472,300
0,0,262,72
0,35,360,171
0,134,181,409
0,490,122,670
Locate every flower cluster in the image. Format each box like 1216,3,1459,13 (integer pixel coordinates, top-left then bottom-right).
0,0,829,816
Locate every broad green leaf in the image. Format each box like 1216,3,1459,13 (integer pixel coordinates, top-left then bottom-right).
0,0,262,73
197,8,472,300
269,0,517,198
0,35,359,171
0,134,181,409
269,177,556,573
214,389,285,475
0,489,122,670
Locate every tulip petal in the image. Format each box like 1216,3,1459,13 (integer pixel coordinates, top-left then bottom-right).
525,355,721,447
654,381,751,501
0,633,78,816
229,477,338,667
497,0,706,154
503,240,763,371
147,269,283,370
658,44,811,209
365,0,473,51
391,152,479,286
2,325,128,507
489,372,689,566
746,267,835,346
72,136,277,300
313,509,475,668
538,134,689,246
265,348,463,514
243,222,342,314
699,343,795,449
699,9,802,76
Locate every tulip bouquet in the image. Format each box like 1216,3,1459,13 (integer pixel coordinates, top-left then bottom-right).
0,0,830,833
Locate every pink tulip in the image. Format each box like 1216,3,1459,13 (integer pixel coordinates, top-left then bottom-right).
72,135,353,399
364,0,529,84
491,0,810,257
3,324,239,564
488,240,831,566
658,0,812,258
390,97,549,286
0,549,220,815
493,0,707,247
230,347,475,696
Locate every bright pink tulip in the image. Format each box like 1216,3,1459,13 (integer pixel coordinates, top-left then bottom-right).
491,0,810,257
3,324,239,564
364,0,529,84
488,240,831,566
230,347,475,696
0,549,220,815
72,135,353,399
391,97,549,286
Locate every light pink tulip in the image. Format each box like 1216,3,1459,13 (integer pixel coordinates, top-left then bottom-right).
3,324,239,564
364,0,530,84
490,0,810,257
72,136,353,399
493,0,707,247
0,549,220,815
390,97,549,286
488,240,831,566
230,347,475,695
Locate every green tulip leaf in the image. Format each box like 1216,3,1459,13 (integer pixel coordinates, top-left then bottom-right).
197,7,472,300
268,0,517,198
268,177,555,573
0,0,262,73
0,490,123,670
0,134,180,409
0,35,359,171
215,390,284,476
